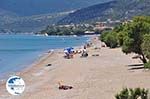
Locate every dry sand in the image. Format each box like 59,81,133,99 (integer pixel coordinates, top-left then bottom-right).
0,38,150,99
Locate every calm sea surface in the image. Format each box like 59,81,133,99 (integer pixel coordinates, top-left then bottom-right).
0,34,89,79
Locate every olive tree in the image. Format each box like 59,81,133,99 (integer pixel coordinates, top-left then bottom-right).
142,34,150,60
122,16,150,63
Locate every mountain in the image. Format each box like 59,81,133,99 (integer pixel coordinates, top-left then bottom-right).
0,0,111,16
0,8,18,24
58,0,150,24
0,0,111,33
0,8,19,32
0,11,70,33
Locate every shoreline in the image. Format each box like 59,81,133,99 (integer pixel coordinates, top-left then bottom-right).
0,35,92,81
0,35,149,99
0,35,95,87
18,35,96,77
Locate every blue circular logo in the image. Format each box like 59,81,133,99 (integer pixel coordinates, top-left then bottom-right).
6,76,25,95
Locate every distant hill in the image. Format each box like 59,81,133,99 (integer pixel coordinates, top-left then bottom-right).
58,0,150,24
0,8,18,24
0,0,111,16
0,11,70,33
0,8,19,32
0,0,111,33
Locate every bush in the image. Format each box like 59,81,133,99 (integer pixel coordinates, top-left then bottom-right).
100,31,109,42
104,32,118,48
115,88,149,99
144,62,150,69
100,31,118,48
115,88,129,99
142,34,150,60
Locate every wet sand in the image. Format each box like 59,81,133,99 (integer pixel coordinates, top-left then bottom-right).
0,37,150,99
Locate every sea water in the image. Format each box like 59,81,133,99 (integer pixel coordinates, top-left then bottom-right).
0,34,89,79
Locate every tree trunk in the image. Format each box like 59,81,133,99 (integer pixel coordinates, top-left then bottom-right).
140,54,147,63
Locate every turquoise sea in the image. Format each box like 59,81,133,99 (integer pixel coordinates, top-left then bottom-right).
0,34,89,79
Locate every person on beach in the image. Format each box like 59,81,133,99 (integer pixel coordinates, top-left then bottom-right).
81,46,88,57
64,47,74,59
64,50,70,59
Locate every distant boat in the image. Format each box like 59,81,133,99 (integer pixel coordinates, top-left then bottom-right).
44,33,49,36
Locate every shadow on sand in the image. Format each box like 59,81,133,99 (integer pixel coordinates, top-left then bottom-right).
127,63,144,70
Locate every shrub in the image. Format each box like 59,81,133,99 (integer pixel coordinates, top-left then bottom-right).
115,88,149,99
100,31,118,48
104,32,118,48
115,88,129,99
144,62,150,69
100,31,109,42
142,34,150,60
117,31,128,46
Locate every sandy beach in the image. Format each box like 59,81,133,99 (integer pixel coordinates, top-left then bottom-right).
0,37,150,99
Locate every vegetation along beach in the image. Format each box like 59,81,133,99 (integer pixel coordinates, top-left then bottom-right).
0,0,150,99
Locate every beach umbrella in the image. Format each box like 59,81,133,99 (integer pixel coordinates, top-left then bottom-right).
69,47,74,50
65,47,74,53
64,47,74,50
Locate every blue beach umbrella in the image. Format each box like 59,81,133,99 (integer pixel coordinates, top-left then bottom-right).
64,47,74,53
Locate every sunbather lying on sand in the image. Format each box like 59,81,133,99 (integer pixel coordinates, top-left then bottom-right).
58,81,73,90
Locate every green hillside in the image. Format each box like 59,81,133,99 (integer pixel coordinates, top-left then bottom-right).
0,11,70,33
58,0,150,24
0,0,111,33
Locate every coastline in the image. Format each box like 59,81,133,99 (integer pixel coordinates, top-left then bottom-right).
0,35,150,99
0,35,94,94
18,34,93,77
0,35,90,80
19,34,96,75
0,46,57,95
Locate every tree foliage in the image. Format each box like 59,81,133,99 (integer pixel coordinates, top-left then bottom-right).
115,88,149,99
142,34,150,60
101,16,150,63
101,31,118,48
144,62,150,69
40,24,96,35
122,16,150,63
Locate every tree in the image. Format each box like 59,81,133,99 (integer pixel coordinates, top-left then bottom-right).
101,31,118,48
122,16,150,63
142,34,150,60
100,16,150,63
73,28,85,35
100,31,110,42
117,31,128,46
